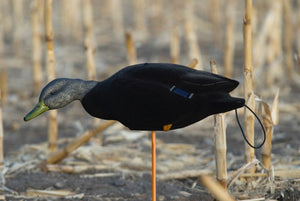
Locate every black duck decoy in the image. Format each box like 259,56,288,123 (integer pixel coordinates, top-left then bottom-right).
24,63,246,201
24,63,245,129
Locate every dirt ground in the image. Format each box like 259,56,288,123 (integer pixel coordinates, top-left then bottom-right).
1,1,300,200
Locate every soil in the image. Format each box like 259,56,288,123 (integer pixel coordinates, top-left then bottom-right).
1,1,300,200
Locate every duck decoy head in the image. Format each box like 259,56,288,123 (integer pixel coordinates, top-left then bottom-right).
24,78,97,121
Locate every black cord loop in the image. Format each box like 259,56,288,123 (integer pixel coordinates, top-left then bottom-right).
235,104,266,149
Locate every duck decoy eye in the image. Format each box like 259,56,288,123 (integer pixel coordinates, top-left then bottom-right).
50,91,56,96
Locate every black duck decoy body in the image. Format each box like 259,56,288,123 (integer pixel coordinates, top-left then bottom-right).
25,63,245,131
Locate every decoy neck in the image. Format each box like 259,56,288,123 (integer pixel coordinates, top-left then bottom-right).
24,78,97,121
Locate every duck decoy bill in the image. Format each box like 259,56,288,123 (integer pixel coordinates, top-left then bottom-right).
24,100,49,121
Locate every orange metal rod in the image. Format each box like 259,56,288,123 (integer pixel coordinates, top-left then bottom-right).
152,131,156,201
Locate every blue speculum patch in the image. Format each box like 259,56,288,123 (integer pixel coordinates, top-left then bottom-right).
170,85,194,99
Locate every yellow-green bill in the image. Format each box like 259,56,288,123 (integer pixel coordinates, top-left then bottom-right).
24,100,49,121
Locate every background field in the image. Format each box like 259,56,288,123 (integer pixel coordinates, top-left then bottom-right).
0,0,300,200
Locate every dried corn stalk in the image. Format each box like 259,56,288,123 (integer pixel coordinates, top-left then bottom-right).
243,0,255,174
260,90,279,169
42,121,116,167
133,0,146,34
259,101,273,170
150,0,163,34
170,27,180,64
211,61,227,189
185,22,202,69
224,0,236,78
44,0,57,152
210,0,222,46
12,0,24,55
184,0,202,68
188,58,198,69
200,174,235,201
31,0,43,92
125,31,137,65
0,89,3,170
298,1,300,73
283,0,294,78
61,0,82,41
110,0,124,38
271,89,279,125
0,68,7,103
83,0,96,80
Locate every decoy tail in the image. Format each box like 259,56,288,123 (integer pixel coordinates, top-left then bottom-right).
231,97,246,109
182,72,240,93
